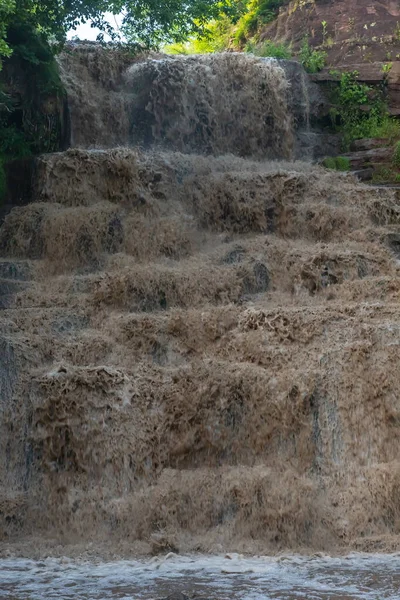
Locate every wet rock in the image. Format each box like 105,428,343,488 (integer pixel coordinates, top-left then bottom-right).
222,246,246,264
294,131,341,160
241,262,270,295
151,341,169,366
105,214,124,253
0,279,27,309
0,337,17,406
320,266,338,288
150,533,179,556
163,593,189,600
351,168,375,182
387,233,400,258
253,262,270,292
51,314,89,335
278,59,330,125
0,261,32,281
357,258,369,279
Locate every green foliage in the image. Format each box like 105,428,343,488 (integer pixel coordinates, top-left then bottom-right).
0,0,15,68
0,21,64,202
0,123,31,160
299,38,326,73
335,156,350,171
394,22,400,42
120,0,231,47
371,166,400,184
329,70,400,149
322,156,350,171
392,141,400,167
233,0,284,46
246,39,291,58
165,15,233,53
0,0,235,52
369,115,400,143
382,62,393,75
7,22,61,94
321,20,327,41
0,156,6,203
322,156,336,169
165,0,288,53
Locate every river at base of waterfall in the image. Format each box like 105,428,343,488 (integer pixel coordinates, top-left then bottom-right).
1,553,399,599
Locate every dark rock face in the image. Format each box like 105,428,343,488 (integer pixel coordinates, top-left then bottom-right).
279,59,329,126
387,233,400,258
0,337,17,407
0,54,69,155
3,158,36,208
273,59,339,159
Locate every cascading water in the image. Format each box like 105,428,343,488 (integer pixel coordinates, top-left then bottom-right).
2,44,400,598
58,50,295,157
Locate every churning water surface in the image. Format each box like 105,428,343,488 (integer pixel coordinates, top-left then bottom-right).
1,553,400,599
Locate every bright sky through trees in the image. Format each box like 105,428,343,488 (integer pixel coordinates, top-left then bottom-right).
67,13,122,41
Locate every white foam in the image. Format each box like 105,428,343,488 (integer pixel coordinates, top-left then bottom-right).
1,553,400,599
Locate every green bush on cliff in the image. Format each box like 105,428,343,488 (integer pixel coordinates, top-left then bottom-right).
299,38,326,73
330,71,400,148
246,39,291,59
392,141,400,166
335,156,351,171
322,156,350,171
234,0,285,46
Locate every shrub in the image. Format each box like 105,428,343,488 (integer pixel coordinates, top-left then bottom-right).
234,0,285,47
392,141,400,166
322,157,336,169
329,70,400,149
165,16,234,54
299,38,327,73
371,166,400,184
322,156,350,171
335,156,350,171
248,39,292,59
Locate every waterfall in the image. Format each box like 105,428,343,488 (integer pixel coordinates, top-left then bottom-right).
1,45,400,557
59,50,294,158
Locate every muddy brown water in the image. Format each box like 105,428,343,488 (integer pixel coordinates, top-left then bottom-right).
2,49,400,571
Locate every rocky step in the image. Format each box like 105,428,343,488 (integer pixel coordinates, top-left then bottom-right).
350,138,389,152
342,147,393,170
